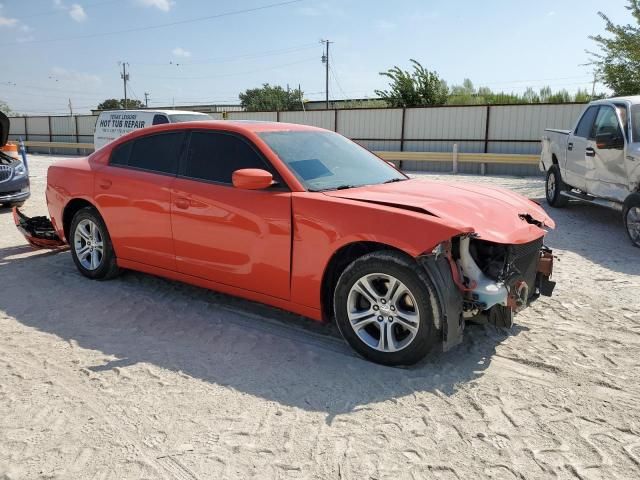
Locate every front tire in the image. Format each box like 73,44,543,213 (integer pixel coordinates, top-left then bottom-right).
546,165,569,207
623,193,640,248
70,206,120,279
333,251,441,366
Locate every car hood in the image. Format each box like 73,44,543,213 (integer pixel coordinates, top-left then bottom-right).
323,178,555,244
0,111,8,147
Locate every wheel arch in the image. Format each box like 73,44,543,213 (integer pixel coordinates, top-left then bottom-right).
62,198,102,242
320,241,415,323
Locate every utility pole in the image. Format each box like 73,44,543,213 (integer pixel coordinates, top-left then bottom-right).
68,98,73,116
591,71,597,99
144,92,150,108
321,39,332,109
120,62,129,109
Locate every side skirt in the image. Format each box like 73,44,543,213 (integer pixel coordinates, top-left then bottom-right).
116,258,323,322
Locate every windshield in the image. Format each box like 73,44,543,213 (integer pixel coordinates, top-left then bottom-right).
169,114,212,122
632,105,640,142
258,130,406,191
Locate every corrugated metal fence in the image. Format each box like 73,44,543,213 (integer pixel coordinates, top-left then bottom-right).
8,103,586,175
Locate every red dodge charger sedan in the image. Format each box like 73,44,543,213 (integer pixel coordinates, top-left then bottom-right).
15,121,556,365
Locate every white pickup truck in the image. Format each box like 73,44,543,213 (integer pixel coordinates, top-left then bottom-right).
540,96,640,247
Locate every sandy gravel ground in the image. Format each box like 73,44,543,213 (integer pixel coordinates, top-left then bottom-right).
1,155,640,480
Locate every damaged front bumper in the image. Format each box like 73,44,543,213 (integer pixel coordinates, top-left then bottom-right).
13,207,67,249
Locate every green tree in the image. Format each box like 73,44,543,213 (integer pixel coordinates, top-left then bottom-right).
0,100,12,115
239,84,303,111
590,0,640,95
374,59,448,107
96,98,146,110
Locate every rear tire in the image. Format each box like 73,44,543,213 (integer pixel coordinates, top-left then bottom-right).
623,193,640,248
70,206,120,280
333,251,441,366
546,165,569,207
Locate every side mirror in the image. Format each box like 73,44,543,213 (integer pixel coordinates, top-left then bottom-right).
596,132,624,150
232,168,274,190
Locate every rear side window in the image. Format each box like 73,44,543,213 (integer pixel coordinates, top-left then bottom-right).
110,141,132,166
128,132,185,174
183,131,275,184
574,106,599,139
152,114,169,125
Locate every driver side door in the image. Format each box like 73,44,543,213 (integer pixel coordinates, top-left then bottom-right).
588,105,628,201
170,130,292,300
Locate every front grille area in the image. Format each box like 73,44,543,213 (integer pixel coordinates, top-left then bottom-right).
509,237,543,297
0,165,12,183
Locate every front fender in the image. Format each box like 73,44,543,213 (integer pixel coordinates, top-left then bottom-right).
290,193,470,310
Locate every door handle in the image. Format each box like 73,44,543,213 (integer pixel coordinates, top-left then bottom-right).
175,198,189,209
567,142,573,151
585,147,596,157
98,179,112,190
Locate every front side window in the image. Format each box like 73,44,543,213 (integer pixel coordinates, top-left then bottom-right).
258,130,406,191
183,131,274,184
574,106,599,139
593,106,623,140
128,132,185,174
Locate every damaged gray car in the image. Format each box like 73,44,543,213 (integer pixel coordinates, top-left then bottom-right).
0,112,30,208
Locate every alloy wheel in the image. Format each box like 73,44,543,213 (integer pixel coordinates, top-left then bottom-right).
74,218,104,271
627,206,640,245
346,273,420,352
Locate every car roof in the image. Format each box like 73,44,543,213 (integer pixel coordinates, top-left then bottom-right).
97,109,210,115
136,120,326,135
591,95,640,106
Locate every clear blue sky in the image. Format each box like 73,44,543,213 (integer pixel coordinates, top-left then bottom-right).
0,0,634,114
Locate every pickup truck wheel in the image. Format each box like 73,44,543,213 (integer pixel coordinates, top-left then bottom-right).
623,194,640,248
333,251,441,366
70,207,120,280
546,165,569,207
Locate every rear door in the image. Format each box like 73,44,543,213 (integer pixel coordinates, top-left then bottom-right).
170,130,292,300
565,105,599,191
94,131,186,271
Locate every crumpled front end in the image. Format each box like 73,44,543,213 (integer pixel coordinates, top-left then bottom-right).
451,234,555,327
13,207,67,249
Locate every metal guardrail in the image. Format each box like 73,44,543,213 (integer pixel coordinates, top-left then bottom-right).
23,141,95,149
375,151,539,165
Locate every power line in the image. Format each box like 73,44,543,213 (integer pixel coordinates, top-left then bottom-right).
132,43,319,67
17,0,123,19
136,57,317,80
1,0,304,46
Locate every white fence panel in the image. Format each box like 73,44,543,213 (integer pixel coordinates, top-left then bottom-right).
50,116,75,136
489,104,585,141
337,108,403,140
279,110,335,130
405,106,486,140
8,117,26,137
26,116,50,136
227,111,278,121
76,115,98,135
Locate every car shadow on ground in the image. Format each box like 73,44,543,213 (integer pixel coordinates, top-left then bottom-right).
541,201,640,275
0,246,522,421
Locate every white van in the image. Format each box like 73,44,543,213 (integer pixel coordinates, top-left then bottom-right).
94,109,212,150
